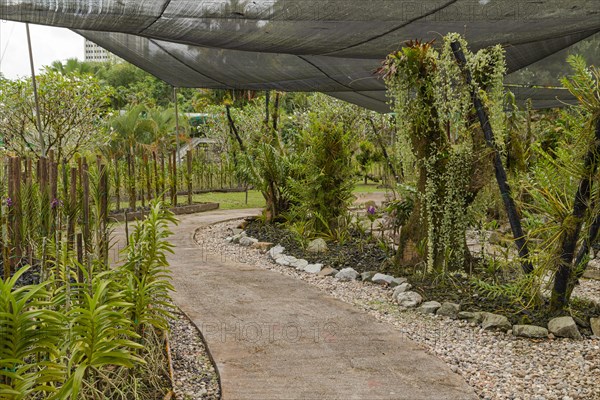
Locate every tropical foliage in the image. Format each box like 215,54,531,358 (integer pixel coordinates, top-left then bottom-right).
0,202,175,399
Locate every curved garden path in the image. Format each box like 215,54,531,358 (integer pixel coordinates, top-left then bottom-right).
114,209,477,400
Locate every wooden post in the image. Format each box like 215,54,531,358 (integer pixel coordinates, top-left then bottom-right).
171,150,177,206
6,157,14,278
81,159,91,257
114,156,121,211
38,157,49,237
49,158,58,237
173,151,177,207
61,159,68,207
187,150,193,205
25,158,32,184
76,233,83,283
67,167,77,252
98,163,109,264
451,41,533,274
145,154,152,203
161,153,166,202
153,152,160,199
12,157,22,270
128,151,136,211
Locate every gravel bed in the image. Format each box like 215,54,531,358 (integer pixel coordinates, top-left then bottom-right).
195,220,600,400
169,311,220,400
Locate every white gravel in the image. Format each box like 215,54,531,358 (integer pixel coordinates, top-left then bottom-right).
195,221,600,400
169,311,220,400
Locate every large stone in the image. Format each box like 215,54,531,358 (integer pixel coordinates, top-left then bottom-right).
231,228,244,235
392,283,412,297
394,291,423,308
458,312,483,324
436,302,461,319
481,312,512,331
390,277,407,287
371,273,395,285
417,301,442,314
307,238,328,253
318,267,338,277
291,259,309,271
268,244,285,259
512,325,549,339
251,241,274,252
591,317,600,337
360,271,377,281
232,234,242,244
548,316,582,340
335,268,359,281
304,264,323,274
275,255,298,267
239,236,259,247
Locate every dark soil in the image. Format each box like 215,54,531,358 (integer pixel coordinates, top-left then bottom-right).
0,263,41,286
245,219,600,335
406,271,600,332
245,220,393,272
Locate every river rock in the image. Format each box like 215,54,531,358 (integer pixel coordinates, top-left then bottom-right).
548,316,582,340
291,259,309,270
436,302,461,319
276,255,297,267
417,301,442,314
392,283,412,297
318,267,339,277
304,264,323,274
390,277,407,287
361,271,377,281
591,317,600,337
395,291,423,308
458,311,483,324
307,238,328,253
335,268,358,281
251,241,273,252
481,312,512,331
239,236,259,247
372,273,395,285
512,325,549,338
268,244,285,259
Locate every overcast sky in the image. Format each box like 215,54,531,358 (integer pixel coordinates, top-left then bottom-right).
1,21,83,79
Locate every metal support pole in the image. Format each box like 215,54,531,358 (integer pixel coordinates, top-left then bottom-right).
26,23,46,157
174,87,181,164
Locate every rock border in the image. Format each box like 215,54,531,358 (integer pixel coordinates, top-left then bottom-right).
227,229,595,342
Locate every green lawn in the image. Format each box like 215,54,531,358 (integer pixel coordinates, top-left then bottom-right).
190,190,265,210
111,183,387,212
353,182,389,194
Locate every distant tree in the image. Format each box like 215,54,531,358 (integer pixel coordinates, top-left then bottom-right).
356,139,381,184
108,104,156,210
44,58,105,76
0,70,112,161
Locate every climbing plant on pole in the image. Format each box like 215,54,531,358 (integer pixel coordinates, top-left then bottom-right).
380,34,505,272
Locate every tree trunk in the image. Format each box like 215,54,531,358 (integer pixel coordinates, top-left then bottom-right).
552,117,600,310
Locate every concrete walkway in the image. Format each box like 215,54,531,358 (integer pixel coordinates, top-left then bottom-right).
115,209,477,400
